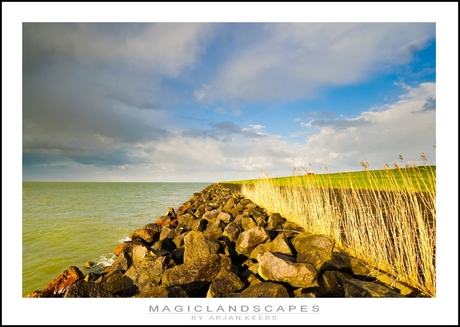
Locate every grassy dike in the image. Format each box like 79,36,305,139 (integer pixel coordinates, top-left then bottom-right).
223,163,436,296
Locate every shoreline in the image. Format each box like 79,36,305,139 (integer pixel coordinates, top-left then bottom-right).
26,182,428,298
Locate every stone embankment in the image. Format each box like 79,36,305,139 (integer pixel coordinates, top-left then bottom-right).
27,183,428,298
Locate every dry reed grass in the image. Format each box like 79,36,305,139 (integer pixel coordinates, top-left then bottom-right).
241,154,436,296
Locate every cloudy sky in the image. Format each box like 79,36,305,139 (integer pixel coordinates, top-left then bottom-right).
9,4,449,182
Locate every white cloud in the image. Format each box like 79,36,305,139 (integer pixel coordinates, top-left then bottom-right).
301,82,436,170
205,23,435,101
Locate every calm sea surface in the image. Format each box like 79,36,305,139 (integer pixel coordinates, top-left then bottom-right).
22,182,210,297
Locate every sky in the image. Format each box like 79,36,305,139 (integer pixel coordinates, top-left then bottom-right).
20,21,439,182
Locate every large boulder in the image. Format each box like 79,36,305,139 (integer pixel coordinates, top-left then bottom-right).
235,226,271,256
206,268,245,298
161,255,232,296
249,233,294,259
124,256,171,296
183,231,220,264
292,233,335,271
257,251,317,288
100,270,125,295
129,228,161,244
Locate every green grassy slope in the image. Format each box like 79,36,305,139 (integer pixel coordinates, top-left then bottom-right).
224,165,436,192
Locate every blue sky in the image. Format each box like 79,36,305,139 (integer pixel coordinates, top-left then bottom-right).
4,3,456,183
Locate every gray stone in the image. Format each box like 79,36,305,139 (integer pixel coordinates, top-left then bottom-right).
235,226,271,256
257,251,317,288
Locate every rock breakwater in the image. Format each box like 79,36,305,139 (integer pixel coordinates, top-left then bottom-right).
27,183,428,298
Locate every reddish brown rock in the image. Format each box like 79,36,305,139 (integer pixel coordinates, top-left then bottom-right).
155,216,172,227
27,266,84,297
177,202,191,217
113,243,124,256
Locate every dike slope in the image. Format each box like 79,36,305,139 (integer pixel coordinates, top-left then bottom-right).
27,183,428,298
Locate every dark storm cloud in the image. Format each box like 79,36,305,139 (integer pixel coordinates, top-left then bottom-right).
22,23,180,172
308,117,373,131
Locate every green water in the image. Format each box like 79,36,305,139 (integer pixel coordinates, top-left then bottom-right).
22,182,209,297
